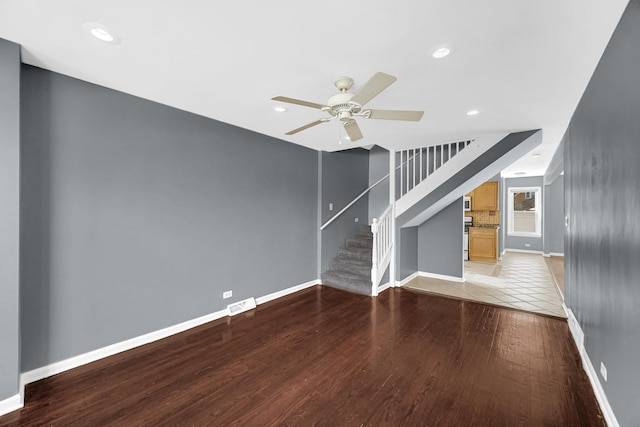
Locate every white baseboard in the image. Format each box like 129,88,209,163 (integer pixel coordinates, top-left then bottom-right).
20,307,229,388
504,248,544,255
0,394,22,417
542,252,564,258
396,272,419,287
565,307,619,427
17,279,321,414
255,279,320,305
418,271,464,283
377,281,391,294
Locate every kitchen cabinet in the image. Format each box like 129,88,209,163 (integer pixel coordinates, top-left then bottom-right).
470,181,498,211
469,227,498,263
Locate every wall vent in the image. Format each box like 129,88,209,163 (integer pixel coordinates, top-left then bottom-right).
227,298,256,316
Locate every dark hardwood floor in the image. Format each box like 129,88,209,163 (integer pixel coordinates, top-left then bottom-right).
0,286,603,426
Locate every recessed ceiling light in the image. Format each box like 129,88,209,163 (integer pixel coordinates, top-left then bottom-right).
429,43,456,59
344,136,351,141
273,106,287,113
82,22,121,45
531,153,541,157
466,109,480,116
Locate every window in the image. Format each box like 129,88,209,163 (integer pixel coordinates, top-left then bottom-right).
508,187,541,236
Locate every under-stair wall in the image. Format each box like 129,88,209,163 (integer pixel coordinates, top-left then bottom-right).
417,198,464,280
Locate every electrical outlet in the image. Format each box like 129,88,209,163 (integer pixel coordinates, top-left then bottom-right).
329,202,333,211
600,362,608,381
355,217,359,223
223,290,232,299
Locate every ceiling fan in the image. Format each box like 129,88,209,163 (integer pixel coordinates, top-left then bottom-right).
272,72,424,142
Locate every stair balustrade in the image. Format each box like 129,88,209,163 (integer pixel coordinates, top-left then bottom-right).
398,140,473,199
371,204,393,295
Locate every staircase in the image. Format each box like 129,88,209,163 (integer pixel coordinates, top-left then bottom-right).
321,225,374,296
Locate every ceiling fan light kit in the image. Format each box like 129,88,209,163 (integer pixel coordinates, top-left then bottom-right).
272,72,424,142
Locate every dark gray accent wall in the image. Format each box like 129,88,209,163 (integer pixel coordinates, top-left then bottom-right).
20,66,318,371
564,1,640,423
502,176,544,252
0,39,21,402
320,149,369,273
543,175,564,255
418,198,463,278
368,145,390,223
398,226,418,281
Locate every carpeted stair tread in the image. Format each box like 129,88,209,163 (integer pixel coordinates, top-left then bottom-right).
321,270,372,295
358,225,373,236
329,258,372,278
337,246,372,261
346,234,373,248
322,226,374,296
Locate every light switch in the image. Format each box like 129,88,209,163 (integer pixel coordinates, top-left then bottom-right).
329,203,333,211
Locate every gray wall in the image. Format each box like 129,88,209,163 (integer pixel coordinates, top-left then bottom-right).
368,145,389,223
502,176,544,252
0,39,21,402
320,149,369,273
543,175,564,255
20,66,318,371
418,198,463,278
564,1,640,424
398,226,418,281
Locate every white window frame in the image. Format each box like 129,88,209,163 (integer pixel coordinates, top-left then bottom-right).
508,186,541,237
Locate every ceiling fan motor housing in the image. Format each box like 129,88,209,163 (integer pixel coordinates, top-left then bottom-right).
326,92,361,120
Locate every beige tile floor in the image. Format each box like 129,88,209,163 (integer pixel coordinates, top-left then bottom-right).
404,252,566,318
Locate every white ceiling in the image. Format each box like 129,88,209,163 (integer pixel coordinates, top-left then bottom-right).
0,0,629,176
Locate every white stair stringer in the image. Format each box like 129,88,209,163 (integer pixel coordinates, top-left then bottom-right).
396,130,542,227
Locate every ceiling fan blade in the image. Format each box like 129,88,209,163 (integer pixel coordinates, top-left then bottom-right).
349,72,397,107
368,109,424,121
271,96,325,110
343,119,364,142
285,119,326,135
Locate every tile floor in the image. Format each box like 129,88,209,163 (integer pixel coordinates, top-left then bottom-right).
404,252,566,318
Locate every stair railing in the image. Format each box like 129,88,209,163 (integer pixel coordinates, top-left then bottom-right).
320,173,389,231
321,139,475,232
371,204,393,295
398,140,473,199
320,150,423,231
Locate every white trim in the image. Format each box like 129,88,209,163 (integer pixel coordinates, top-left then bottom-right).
503,248,544,255
397,271,419,287
507,186,542,237
20,307,228,387
543,252,564,258
565,308,619,427
377,281,391,294
418,271,465,283
0,394,22,417
389,148,396,287
255,279,320,305
19,279,321,403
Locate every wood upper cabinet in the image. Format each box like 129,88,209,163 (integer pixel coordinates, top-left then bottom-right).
471,181,498,211
469,227,498,263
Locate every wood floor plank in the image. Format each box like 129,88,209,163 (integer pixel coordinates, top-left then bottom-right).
0,286,604,426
